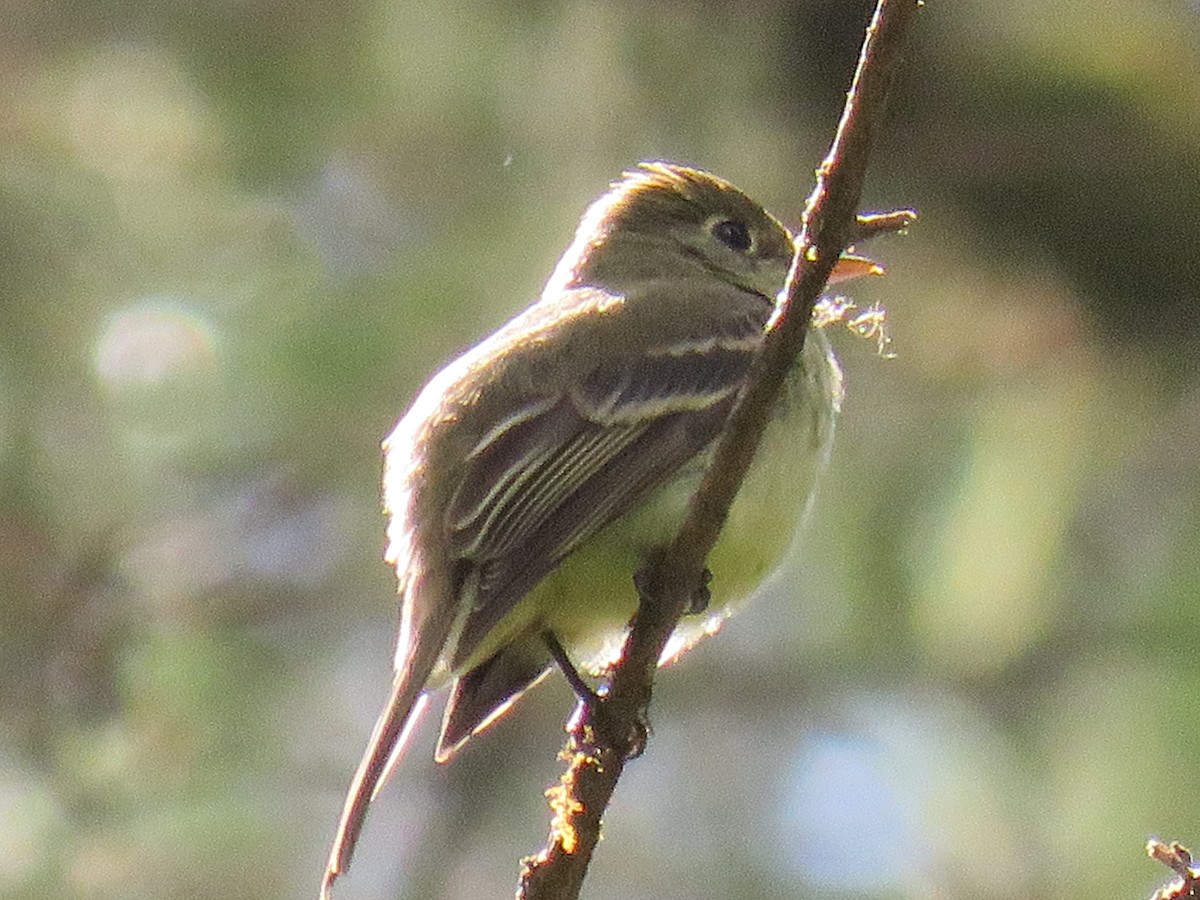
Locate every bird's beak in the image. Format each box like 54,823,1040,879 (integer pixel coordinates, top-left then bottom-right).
829,251,885,284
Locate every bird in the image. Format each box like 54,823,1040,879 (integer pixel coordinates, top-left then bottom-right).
321,162,878,897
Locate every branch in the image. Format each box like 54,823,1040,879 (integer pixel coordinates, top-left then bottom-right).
517,2,921,898
1149,840,1200,900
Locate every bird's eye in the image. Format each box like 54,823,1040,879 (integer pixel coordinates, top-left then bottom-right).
710,218,753,253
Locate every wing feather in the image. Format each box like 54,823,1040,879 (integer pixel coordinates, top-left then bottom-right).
450,402,734,669
464,418,649,559
430,282,774,670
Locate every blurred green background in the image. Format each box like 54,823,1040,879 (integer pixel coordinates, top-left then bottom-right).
3,1,1199,898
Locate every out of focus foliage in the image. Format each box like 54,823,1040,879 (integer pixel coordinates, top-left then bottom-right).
2,2,1198,898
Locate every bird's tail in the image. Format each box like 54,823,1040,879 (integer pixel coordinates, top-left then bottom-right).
320,670,431,900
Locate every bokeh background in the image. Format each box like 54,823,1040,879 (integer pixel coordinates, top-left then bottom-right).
3,1,1199,898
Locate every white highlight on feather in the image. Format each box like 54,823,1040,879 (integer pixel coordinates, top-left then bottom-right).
371,692,431,801
574,380,738,422
468,397,557,459
645,332,763,357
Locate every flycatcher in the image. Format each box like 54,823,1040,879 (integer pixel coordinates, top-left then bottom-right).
322,162,878,896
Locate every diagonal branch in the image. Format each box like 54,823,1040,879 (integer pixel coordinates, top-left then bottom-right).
517,2,921,898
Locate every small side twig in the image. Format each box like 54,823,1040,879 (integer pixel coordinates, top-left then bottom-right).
1149,839,1200,899
517,2,921,899
851,209,919,244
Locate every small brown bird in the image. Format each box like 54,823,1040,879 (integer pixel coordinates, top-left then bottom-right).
322,163,877,897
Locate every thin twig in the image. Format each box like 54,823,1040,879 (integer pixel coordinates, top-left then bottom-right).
852,209,919,244
1149,840,1200,900
517,2,921,898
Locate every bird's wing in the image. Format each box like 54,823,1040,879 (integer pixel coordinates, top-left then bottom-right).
444,282,771,669
323,282,777,882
